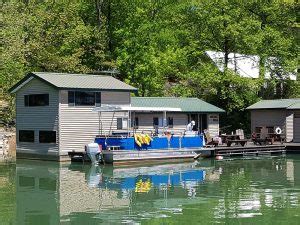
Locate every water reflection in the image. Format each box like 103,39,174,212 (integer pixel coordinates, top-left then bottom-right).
14,155,300,225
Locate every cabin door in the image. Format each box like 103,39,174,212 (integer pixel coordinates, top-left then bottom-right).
188,114,198,131
294,113,300,143
188,114,208,133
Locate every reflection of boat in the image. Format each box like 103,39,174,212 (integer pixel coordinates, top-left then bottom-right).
99,162,206,193
15,156,299,225
15,160,215,225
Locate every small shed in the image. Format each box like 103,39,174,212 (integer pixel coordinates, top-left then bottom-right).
247,99,300,143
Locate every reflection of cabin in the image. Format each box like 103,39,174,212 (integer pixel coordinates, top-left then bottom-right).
10,72,224,161
247,99,300,142
15,161,209,224
16,162,60,225
16,162,129,225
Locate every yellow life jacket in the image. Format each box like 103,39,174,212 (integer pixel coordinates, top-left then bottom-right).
144,134,152,145
134,134,142,147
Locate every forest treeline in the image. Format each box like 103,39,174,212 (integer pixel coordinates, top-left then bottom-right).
1,0,299,131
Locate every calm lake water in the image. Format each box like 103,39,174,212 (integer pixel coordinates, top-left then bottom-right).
1,155,300,225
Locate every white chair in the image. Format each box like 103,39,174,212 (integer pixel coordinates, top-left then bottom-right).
236,129,245,140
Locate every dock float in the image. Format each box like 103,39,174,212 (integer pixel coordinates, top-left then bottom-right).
102,148,214,166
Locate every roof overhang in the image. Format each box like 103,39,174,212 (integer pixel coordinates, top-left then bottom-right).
246,107,287,110
9,76,34,94
9,72,59,94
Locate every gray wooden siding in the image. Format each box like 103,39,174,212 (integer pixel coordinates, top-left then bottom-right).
250,110,287,135
16,78,59,155
294,110,300,143
133,113,188,134
208,114,219,137
286,111,294,142
59,90,130,154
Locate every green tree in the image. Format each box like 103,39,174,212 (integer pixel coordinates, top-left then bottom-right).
1,0,107,124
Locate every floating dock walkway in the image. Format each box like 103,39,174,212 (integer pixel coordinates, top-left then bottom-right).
68,143,300,165
215,144,286,157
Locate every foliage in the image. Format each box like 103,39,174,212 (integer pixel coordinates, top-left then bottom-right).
1,0,299,130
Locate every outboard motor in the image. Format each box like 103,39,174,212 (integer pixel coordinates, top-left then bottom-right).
86,143,101,164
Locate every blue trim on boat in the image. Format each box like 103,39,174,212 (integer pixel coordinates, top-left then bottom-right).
94,135,204,150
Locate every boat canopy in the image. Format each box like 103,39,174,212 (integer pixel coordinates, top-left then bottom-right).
93,104,182,136
93,104,182,112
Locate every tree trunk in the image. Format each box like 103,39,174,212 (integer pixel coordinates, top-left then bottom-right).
107,0,112,53
95,0,103,31
224,36,229,70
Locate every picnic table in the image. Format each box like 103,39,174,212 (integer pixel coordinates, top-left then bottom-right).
252,137,274,145
226,139,247,147
220,134,240,144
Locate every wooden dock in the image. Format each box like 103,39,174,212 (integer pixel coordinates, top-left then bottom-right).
68,142,300,164
215,144,286,157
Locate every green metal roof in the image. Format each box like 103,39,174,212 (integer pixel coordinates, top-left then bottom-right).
131,97,225,113
247,98,300,110
288,102,300,109
9,72,137,93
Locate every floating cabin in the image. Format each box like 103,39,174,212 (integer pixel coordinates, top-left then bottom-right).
9,72,224,162
247,99,300,143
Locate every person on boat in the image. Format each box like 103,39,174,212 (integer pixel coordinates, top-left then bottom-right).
186,121,196,131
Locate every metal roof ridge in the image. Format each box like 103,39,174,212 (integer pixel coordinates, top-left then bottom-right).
131,97,199,99
260,98,300,101
33,72,109,77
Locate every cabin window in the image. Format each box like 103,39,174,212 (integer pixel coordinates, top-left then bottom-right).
267,126,274,134
153,117,164,127
117,118,128,130
134,117,139,128
117,118,122,129
153,117,159,127
19,130,34,142
68,91,75,106
39,131,56,143
168,117,173,128
19,176,35,188
201,114,208,131
76,91,95,106
95,92,101,106
68,91,101,106
24,94,49,107
39,178,57,191
209,115,219,122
